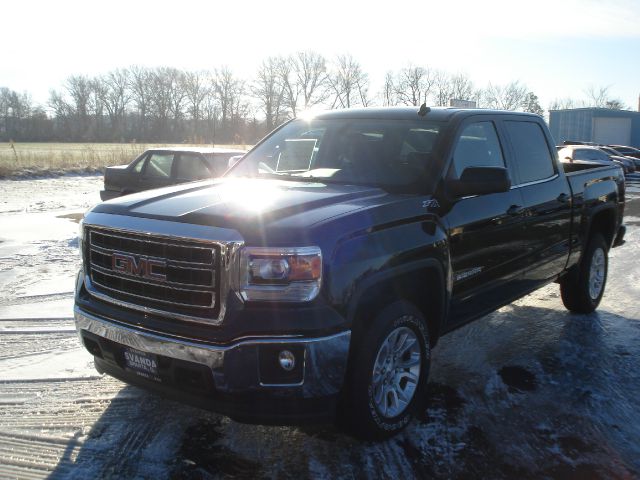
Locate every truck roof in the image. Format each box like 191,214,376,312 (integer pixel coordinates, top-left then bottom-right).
312,106,541,121
144,147,246,154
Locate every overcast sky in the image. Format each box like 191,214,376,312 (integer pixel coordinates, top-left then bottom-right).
3,0,640,111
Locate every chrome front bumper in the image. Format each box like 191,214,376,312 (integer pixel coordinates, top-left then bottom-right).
74,307,351,398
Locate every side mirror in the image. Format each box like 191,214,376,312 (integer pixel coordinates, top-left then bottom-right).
448,166,511,197
564,156,573,162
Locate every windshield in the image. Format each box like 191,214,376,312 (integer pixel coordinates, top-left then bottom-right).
226,118,442,191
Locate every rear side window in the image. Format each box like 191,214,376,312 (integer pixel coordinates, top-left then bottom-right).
176,154,210,180
145,153,174,178
505,121,555,183
452,121,505,177
204,153,234,176
574,149,602,161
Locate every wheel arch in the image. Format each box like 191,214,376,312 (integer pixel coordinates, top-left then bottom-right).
347,259,447,350
586,207,617,250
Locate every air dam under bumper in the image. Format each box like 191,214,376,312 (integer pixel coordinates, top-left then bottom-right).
74,307,351,424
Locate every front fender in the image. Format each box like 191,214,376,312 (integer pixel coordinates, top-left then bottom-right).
327,217,449,334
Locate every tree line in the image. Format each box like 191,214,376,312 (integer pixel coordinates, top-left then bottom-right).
0,52,626,144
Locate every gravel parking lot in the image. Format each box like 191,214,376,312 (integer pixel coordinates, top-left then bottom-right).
1,174,639,479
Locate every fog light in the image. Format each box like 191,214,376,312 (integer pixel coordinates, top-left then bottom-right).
278,350,295,371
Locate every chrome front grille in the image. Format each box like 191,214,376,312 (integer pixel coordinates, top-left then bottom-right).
86,228,219,321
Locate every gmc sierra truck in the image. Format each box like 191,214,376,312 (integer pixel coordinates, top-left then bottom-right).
74,107,625,439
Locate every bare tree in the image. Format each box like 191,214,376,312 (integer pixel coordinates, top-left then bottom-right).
395,65,436,106
433,72,478,107
280,51,329,115
605,99,625,110
183,71,208,122
549,97,579,111
48,89,71,118
381,71,396,106
168,68,187,139
585,85,610,108
213,67,248,141
65,75,93,120
327,54,370,109
142,67,188,140
147,67,176,140
483,81,528,111
203,87,219,143
182,70,211,141
433,71,454,106
129,65,152,140
450,74,475,104
252,57,287,131
585,85,626,109
96,68,131,139
0,88,33,140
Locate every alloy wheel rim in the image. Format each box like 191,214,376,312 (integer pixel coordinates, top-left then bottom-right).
589,247,605,300
371,323,421,418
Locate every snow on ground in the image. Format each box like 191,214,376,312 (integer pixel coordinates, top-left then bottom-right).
0,173,639,479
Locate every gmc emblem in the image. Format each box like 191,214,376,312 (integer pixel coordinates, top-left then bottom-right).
111,252,167,282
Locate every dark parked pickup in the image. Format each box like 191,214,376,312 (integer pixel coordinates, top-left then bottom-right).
99,147,245,200
558,145,635,174
609,145,640,169
76,107,625,439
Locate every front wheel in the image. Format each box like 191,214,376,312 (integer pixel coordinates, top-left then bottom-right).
560,233,608,313
342,300,430,440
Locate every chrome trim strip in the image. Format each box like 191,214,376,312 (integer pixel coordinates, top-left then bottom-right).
87,275,215,314
74,306,350,368
91,228,219,255
83,212,245,325
510,173,558,189
90,262,214,290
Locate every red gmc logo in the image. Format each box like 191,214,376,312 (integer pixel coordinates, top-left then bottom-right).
111,252,167,282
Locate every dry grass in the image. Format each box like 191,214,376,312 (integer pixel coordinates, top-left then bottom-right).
0,142,250,178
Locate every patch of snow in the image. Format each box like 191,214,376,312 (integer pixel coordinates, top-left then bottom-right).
0,347,97,381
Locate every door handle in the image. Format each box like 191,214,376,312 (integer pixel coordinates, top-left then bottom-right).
557,193,570,203
507,204,525,216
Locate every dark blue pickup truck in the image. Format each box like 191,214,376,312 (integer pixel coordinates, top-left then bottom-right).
75,107,625,439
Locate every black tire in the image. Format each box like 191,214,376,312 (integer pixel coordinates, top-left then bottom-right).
560,233,608,313
341,300,430,440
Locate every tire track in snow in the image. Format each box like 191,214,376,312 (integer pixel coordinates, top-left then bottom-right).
0,317,79,360
0,292,74,307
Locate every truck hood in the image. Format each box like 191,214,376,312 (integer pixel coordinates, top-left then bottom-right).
92,178,390,235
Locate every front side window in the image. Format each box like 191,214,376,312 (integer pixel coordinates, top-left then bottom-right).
227,118,442,191
144,153,174,178
132,156,146,173
505,121,555,184
452,121,505,177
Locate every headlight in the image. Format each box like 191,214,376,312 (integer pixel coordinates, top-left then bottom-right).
239,246,322,302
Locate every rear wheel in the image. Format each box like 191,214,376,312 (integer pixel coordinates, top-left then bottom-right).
342,300,430,440
560,233,608,313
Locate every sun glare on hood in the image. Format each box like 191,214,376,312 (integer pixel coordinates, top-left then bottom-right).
217,179,284,213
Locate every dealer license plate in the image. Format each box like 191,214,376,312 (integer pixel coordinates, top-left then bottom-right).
123,346,161,382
